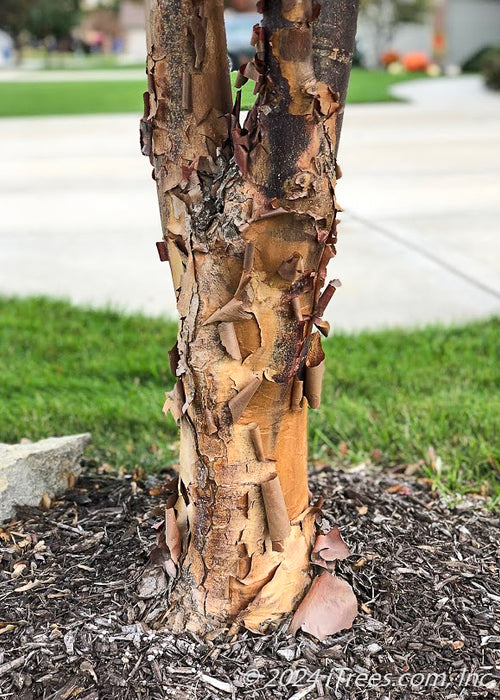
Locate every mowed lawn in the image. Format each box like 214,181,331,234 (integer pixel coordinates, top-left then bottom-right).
0,69,424,118
1,297,499,504
0,80,145,118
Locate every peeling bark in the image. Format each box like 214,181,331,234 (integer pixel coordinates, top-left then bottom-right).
142,0,359,635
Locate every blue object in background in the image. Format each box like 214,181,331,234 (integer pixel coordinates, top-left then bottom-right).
224,11,261,70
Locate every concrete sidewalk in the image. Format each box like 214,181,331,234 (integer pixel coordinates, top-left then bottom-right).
1,76,499,331
336,76,500,329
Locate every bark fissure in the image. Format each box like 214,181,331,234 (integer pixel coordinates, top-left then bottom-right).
142,0,359,635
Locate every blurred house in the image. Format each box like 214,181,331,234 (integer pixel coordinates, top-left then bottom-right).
445,0,500,65
357,0,500,68
226,0,256,9
77,0,499,69
118,0,146,61
79,0,121,53
225,10,261,68
79,0,145,59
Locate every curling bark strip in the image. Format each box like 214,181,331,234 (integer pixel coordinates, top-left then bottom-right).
142,0,359,634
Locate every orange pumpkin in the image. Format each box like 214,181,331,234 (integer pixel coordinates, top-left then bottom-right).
402,51,430,72
380,50,400,67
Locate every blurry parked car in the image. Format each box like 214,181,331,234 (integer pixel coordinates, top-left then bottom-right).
224,11,261,70
0,29,14,67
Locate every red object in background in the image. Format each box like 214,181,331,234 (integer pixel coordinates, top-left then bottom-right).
402,51,430,72
380,50,400,67
226,0,255,9
432,0,447,63
433,32,446,54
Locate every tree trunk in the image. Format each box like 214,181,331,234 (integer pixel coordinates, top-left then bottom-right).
141,0,359,635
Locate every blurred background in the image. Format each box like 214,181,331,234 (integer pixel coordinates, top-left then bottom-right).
0,0,499,500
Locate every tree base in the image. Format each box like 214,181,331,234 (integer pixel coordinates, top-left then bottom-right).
139,505,357,642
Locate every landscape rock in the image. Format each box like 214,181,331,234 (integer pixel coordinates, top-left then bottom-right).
0,433,91,524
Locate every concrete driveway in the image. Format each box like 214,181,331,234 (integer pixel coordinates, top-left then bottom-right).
1,75,499,331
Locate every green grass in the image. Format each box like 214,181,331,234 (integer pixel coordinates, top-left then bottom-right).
0,80,146,118
236,68,425,109
1,296,499,503
0,297,178,473
346,67,424,103
0,68,424,117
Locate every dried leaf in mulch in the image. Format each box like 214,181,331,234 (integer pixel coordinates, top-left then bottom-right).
289,571,358,640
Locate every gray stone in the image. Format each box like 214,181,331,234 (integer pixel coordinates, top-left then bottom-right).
0,433,91,524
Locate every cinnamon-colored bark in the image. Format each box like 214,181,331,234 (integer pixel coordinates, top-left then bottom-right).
142,0,359,634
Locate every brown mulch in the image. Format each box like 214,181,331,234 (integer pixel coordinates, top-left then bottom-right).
0,464,499,700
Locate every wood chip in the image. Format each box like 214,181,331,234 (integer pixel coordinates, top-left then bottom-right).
14,579,42,593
